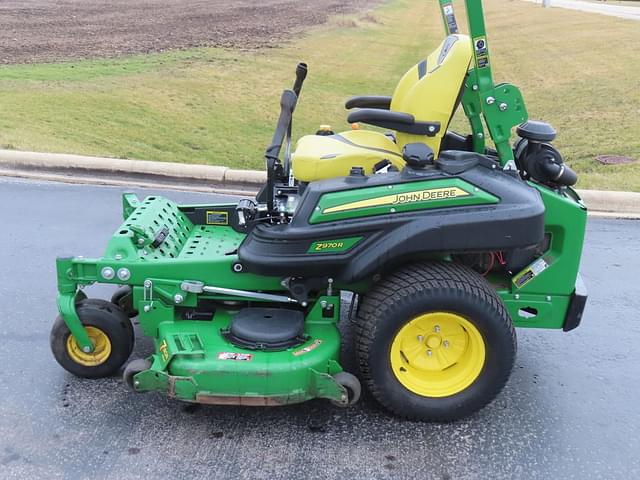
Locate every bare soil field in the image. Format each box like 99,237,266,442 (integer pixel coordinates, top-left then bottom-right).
0,0,379,64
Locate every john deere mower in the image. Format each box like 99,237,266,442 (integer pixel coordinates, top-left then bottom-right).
51,0,587,421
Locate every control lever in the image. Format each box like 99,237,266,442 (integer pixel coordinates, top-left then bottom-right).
292,63,308,96
285,63,308,186
236,199,258,227
264,62,308,211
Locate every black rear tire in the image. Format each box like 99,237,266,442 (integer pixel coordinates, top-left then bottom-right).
50,299,134,379
355,261,516,422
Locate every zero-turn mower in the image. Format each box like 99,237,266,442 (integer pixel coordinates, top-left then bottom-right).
51,0,587,421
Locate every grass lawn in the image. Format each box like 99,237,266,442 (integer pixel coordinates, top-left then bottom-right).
0,0,638,191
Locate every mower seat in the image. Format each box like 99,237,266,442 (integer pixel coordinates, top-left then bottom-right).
292,34,472,183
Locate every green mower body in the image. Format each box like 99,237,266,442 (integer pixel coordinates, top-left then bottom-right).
51,0,588,420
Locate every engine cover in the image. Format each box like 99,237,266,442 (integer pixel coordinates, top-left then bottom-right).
239,152,546,283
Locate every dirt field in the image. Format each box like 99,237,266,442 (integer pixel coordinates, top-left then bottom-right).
0,0,379,64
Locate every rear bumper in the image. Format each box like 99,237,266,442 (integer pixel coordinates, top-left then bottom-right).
563,274,587,332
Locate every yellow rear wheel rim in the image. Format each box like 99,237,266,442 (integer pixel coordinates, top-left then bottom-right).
390,312,485,397
66,326,112,367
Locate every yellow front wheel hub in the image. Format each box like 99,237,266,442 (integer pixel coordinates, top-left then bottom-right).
390,312,485,397
66,326,112,367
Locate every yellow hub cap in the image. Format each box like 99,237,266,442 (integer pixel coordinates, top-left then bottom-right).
66,327,112,367
390,312,485,397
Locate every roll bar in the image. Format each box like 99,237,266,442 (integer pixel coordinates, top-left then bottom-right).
437,0,529,166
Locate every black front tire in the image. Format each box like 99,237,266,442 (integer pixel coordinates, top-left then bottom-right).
355,261,516,422
50,299,134,379
82,297,135,355
111,286,138,318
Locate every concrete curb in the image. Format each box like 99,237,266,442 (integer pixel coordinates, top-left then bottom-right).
0,149,267,188
0,149,638,217
576,189,640,216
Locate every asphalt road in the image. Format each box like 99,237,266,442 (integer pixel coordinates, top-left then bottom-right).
1,177,639,479
525,0,640,20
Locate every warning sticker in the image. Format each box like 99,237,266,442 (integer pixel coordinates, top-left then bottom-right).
293,339,322,357
159,340,170,362
473,36,490,69
206,211,229,225
217,352,253,361
513,258,550,289
442,3,459,34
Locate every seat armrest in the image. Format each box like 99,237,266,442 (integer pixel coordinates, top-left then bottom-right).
347,108,441,136
345,96,392,110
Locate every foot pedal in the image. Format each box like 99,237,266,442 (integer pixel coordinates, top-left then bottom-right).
222,308,307,351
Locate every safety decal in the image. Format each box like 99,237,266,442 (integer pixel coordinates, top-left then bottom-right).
513,257,549,289
442,3,459,34
293,339,322,357
217,352,253,361
473,36,490,69
206,211,229,225
159,340,170,362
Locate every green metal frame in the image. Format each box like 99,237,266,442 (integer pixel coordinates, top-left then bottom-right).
435,0,587,327
439,0,528,165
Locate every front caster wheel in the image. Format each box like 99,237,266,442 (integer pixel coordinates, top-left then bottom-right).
123,358,152,391
81,297,135,355
355,261,516,422
111,286,138,318
330,371,362,407
50,299,134,379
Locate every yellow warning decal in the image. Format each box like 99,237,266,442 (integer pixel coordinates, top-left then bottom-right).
513,257,550,289
159,340,169,362
206,211,229,225
323,187,470,214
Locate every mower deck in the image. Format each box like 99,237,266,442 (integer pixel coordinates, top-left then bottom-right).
137,302,344,405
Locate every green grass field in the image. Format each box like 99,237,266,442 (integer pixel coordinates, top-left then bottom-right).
0,0,638,191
